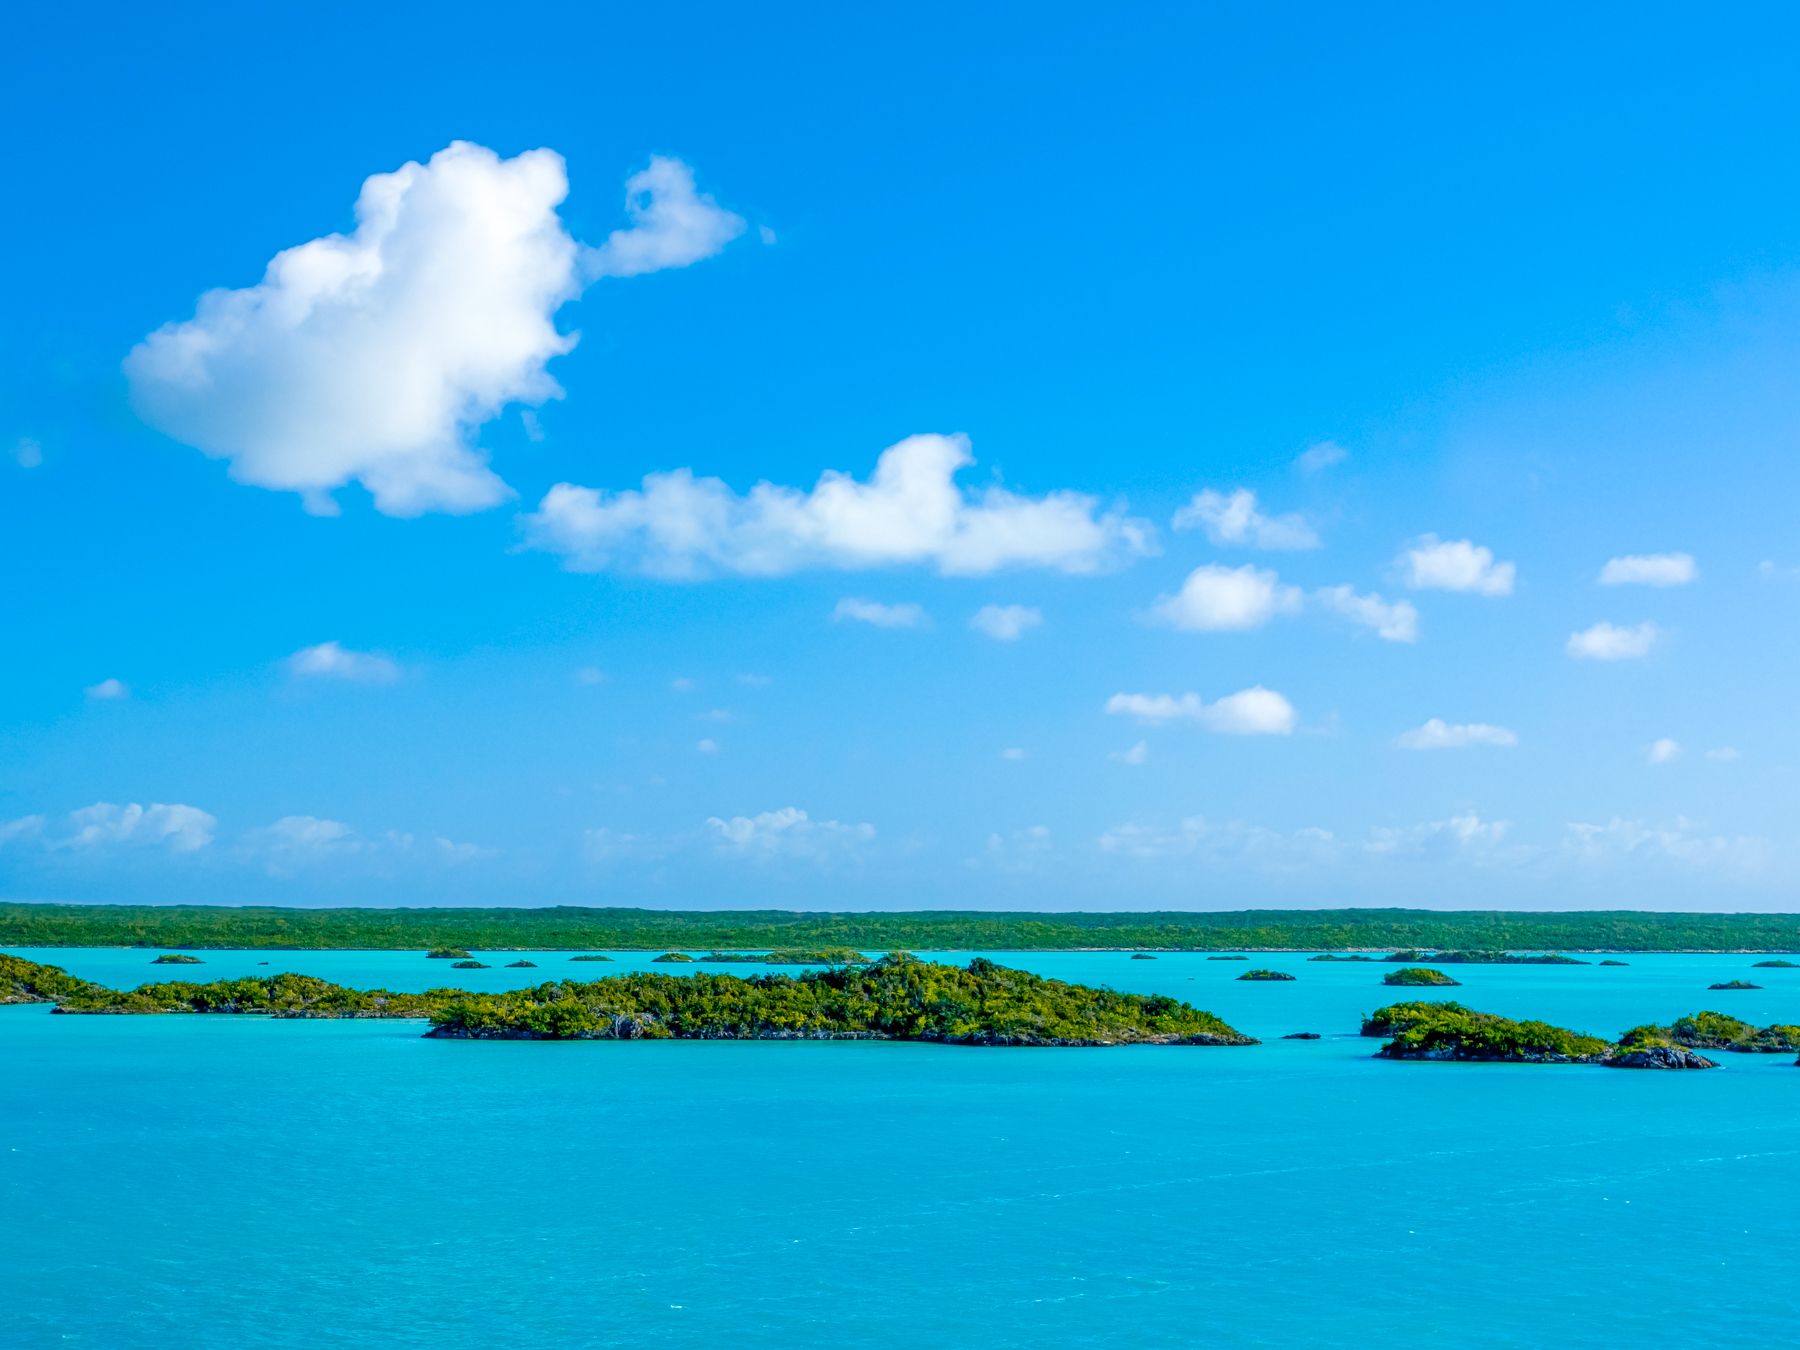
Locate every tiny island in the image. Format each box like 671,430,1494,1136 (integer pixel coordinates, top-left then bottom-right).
1707,980,1760,991
151,953,204,965
1383,967,1461,987
1237,969,1295,981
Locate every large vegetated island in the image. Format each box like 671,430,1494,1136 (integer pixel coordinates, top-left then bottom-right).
6,903,1800,952
0,952,1256,1047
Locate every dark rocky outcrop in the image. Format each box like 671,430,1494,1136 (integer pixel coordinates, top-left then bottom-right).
1237,969,1295,982
1282,1032,1321,1040
151,953,203,964
1603,1045,1719,1070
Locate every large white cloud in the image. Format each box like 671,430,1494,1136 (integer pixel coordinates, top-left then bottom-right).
1171,488,1319,550
126,142,741,517
1398,535,1515,595
1149,564,1301,631
522,434,1155,577
1104,687,1297,735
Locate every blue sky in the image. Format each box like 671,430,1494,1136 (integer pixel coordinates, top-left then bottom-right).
4,3,1799,909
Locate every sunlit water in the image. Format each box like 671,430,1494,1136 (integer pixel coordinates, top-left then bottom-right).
4,948,1797,1348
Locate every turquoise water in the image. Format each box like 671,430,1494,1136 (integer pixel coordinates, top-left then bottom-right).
4,949,1798,1348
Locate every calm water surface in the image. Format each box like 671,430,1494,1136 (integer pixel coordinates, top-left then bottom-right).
4,949,1797,1348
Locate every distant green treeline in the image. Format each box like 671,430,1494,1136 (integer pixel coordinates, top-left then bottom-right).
2,904,1798,952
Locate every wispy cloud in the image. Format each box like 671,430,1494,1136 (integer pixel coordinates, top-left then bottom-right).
286,641,400,683
1105,687,1297,735
1396,719,1518,750
1600,552,1696,587
1171,488,1319,550
832,598,927,629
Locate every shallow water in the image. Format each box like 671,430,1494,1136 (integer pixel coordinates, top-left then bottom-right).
4,949,1797,1348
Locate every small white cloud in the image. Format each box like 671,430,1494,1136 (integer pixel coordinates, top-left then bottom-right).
1150,563,1302,632
670,676,696,692
574,666,605,686
13,437,43,469
582,156,745,279
1646,738,1682,764
970,604,1042,641
1397,719,1518,750
1105,687,1296,736
1109,740,1148,766
1567,621,1659,661
1706,746,1742,762
1294,441,1348,473
705,806,874,860
1399,534,1515,595
520,434,1156,578
696,737,719,754
60,802,217,853
1171,488,1320,550
127,144,739,517
999,747,1028,761
735,673,772,687
695,708,733,723
85,677,130,700
1600,553,1696,587
1759,560,1800,581
1312,585,1419,643
286,641,400,683
833,597,927,629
